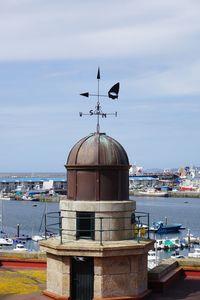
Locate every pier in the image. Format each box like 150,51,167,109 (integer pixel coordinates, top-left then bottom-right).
130,190,200,198
168,191,200,198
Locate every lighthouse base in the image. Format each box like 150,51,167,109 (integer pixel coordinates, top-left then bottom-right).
40,237,153,300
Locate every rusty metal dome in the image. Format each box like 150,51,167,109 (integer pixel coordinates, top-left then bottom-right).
67,132,129,166
65,132,130,201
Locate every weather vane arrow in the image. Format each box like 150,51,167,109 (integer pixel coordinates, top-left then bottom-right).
79,68,120,133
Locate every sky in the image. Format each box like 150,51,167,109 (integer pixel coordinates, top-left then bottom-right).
0,0,200,172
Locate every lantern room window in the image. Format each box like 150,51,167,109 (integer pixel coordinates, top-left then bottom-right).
76,212,95,240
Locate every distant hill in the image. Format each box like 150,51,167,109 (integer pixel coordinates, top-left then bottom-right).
0,172,65,178
144,168,163,173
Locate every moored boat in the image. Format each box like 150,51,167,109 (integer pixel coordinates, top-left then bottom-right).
0,237,13,246
148,250,160,269
188,248,200,258
171,249,185,259
137,188,168,197
13,243,28,251
150,221,183,234
154,237,185,251
32,235,44,242
12,234,31,241
183,234,200,244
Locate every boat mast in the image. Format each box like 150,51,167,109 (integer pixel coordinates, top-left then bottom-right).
0,200,3,234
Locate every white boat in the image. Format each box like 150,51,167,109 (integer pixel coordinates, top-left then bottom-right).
154,238,177,251
183,232,200,244
32,235,44,242
13,243,28,251
170,237,182,248
0,237,13,246
188,248,200,258
154,239,165,250
137,188,168,197
171,250,185,259
0,196,11,201
0,190,11,200
15,184,27,193
148,250,160,269
32,232,55,242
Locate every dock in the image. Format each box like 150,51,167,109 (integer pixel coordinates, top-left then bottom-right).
130,190,200,198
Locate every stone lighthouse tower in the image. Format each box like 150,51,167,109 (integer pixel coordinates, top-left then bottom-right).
40,70,153,300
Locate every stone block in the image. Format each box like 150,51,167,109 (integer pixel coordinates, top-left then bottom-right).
95,215,111,241
46,254,70,297
47,267,63,295
102,257,131,275
47,254,70,274
62,213,76,241
94,275,103,298
93,255,148,298
138,255,147,273
94,211,133,241
94,257,103,275
130,255,140,273
99,201,133,213
76,201,100,212
60,200,135,242
101,273,138,298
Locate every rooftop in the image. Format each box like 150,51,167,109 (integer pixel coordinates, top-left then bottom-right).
1,254,200,300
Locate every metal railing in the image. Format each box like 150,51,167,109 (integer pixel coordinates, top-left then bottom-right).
44,211,150,245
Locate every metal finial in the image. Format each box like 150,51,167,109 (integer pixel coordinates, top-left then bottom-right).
79,68,120,133
97,67,100,80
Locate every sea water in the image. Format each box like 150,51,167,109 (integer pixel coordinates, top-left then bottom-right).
131,196,200,259
0,197,200,257
132,196,200,235
0,200,59,251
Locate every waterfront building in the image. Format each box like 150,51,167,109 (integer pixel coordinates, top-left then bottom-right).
0,176,66,194
129,175,159,190
129,173,179,191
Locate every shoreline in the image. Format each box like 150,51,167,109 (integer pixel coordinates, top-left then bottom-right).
129,190,200,198
2,191,200,201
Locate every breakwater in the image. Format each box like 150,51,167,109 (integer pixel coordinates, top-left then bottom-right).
129,190,200,198
168,191,200,198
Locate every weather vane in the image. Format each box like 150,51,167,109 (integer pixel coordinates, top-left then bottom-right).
79,68,120,133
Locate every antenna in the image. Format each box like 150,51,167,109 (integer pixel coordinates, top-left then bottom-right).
79,68,120,133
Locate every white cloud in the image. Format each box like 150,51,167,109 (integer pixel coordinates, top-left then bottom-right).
0,0,199,60
123,60,200,98
0,0,200,171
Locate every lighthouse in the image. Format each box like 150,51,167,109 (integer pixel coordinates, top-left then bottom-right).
40,69,153,300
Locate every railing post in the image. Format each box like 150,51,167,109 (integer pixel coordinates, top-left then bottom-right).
147,213,150,239
59,212,63,244
100,217,103,246
137,216,140,243
44,213,47,240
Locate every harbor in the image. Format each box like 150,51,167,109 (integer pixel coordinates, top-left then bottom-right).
132,195,200,270
2,167,200,201
0,199,59,252
0,169,200,263
0,195,199,258
128,165,200,198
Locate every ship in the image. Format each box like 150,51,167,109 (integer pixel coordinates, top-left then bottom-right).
150,221,183,234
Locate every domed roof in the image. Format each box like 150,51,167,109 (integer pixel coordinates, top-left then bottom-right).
66,132,129,166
